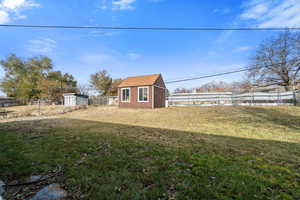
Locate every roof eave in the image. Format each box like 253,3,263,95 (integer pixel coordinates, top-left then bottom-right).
118,84,153,88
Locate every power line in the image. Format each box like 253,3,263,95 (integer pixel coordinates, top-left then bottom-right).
165,63,283,84
1,24,300,31
166,68,249,84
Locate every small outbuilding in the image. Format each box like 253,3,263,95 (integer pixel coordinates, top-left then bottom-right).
0,97,19,107
118,74,166,109
63,93,89,106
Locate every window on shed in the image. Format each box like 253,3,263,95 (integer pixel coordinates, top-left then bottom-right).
121,88,130,102
138,87,149,102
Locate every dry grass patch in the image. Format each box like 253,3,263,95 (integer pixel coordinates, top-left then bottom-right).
1,105,88,119
1,105,300,199
63,106,300,143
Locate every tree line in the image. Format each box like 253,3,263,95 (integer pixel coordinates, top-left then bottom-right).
0,54,121,102
174,80,252,94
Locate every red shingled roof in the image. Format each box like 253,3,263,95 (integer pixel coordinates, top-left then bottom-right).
118,74,161,87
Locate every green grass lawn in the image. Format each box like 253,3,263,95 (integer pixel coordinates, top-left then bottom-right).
1,106,300,199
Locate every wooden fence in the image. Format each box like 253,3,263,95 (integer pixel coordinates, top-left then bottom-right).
89,96,118,106
167,91,299,107
0,97,19,107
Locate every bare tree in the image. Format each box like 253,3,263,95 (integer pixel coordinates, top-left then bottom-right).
77,84,90,95
249,31,300,91
230,80,252,93
195,81,231,92
174,88,192,94
173,80,252,94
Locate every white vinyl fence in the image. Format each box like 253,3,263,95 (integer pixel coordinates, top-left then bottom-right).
167,91,299,107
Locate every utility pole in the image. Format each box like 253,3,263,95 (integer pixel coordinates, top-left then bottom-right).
251,76,255,106
277,87,280,105
60,78,64,105
38,99,41,115
292,79,297,106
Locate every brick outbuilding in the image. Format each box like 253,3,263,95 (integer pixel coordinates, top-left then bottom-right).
118,74,166,109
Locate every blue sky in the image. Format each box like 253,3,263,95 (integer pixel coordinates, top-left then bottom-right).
1,0,300,92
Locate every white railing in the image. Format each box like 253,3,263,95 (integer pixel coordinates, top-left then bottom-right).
167,91,297,107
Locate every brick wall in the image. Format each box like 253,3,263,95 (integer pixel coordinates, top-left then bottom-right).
119,86,153,108
154,86,165,108
118,75,167,109
153,75,166,108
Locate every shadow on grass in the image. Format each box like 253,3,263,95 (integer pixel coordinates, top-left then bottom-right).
0,118,300,200
239,106,300,131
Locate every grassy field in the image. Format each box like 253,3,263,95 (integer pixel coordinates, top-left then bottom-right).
1,106,300,199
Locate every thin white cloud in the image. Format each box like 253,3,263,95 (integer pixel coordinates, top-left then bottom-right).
240,1,269,19
127,52,140,60
0,10,9,23
88,30,117,37
240,0,300,28
216,0,300,44
14,14,26,19
79,50,140,68
80,53,115,64
1,0,24,9
113,0,136,10
235,46,253,52
27,38,57,54
1,0,39,10
99,0,108,10
0,0,39,23
213,8,231,15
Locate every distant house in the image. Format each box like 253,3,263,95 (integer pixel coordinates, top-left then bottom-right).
63,93,88,106
118,74,166,109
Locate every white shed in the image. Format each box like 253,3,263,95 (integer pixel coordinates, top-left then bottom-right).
63,93,89,106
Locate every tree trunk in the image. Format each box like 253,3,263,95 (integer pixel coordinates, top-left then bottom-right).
284,85,290,91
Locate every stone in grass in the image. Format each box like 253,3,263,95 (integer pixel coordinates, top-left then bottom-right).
29,184,67,200
0,180,5,200
26,175,43,183
25,175,51,184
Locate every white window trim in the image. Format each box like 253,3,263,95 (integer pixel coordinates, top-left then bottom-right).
121,88,131,103
138,86,149,102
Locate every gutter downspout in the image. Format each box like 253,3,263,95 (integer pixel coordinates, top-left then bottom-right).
152,85,154,109
117,88,120,107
